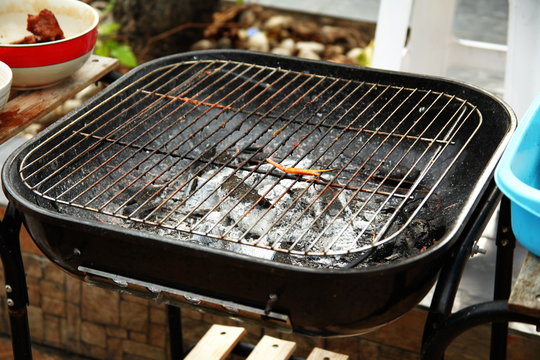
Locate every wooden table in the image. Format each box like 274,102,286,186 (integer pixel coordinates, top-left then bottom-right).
0,55,119,145
509,252,540,320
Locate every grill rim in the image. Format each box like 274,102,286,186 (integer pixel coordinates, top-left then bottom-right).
17,60,484,256
2,49,516,272
1,50,516,335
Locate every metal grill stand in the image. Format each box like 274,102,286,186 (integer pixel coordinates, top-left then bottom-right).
0,204,31,359
420,195,540,360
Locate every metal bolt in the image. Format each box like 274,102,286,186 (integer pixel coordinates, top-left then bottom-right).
222,304,239,314
6,299,14,307
184,296,201,305
472,245,487,255
113,279,128,287
5,285,12,293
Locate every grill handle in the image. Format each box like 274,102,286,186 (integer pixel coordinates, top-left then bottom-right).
78,266,292,331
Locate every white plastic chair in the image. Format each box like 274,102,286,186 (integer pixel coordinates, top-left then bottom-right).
504,0,540,119
372,0,540,119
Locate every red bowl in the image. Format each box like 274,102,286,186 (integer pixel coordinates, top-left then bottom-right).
0,0,99,90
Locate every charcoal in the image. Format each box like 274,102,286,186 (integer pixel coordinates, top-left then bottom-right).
404,219,430,248
220,175,272,208
370,242,396,263
19,57,478,270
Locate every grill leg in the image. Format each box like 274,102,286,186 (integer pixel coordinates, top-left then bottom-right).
0,203,32,359
421,301,540,360
167,305,183,359
421,182,502,359
421,191,524,360
490,196,516,360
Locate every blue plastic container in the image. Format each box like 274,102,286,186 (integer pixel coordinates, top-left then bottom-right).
495,94,540,256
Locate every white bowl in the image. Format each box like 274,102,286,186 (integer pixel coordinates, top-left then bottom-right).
0,61,12,108
0,0,99,90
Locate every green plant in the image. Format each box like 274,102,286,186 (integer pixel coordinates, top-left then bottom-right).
356,40,374,67
93,0,138,68
94,22,138,68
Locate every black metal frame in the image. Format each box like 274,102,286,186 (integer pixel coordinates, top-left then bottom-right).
420,194,540,360
0,203,31,359
3,180,539,360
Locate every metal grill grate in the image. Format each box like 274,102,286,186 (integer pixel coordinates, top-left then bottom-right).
19,60,482,256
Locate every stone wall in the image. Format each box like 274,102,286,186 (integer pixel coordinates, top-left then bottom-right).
0,251,169,360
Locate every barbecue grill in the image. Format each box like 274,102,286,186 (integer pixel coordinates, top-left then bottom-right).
1,50,515,347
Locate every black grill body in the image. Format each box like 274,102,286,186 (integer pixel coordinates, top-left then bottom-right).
2,50,515,335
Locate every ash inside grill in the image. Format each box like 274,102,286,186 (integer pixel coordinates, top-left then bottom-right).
20,60,481,269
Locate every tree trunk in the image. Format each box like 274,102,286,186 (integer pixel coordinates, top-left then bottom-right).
113,0,220,62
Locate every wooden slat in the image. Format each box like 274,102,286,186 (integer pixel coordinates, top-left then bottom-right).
509,252,540,318
185,324,247,360
246,335,297,360
306,347,349,360
0,55,119,145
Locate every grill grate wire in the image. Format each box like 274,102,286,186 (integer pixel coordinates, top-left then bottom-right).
19,60,482,256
